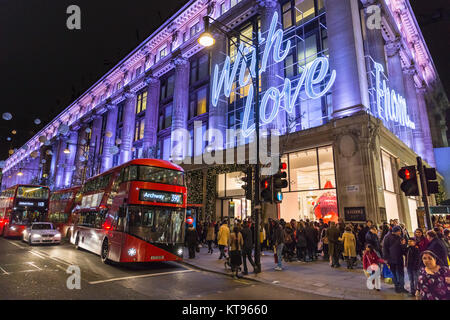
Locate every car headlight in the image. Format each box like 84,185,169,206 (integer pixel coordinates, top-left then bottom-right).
32,234,41,238
54,233,61,238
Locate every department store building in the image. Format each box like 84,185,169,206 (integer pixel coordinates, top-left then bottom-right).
2,0,449,232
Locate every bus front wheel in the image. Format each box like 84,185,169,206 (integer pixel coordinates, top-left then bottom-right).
101,239,109,264
75,234,81,250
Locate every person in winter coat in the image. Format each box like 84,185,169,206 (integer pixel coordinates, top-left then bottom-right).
406,238,421,296
417,250,450,300
283,224,295,261
305,222,318,261
229,226,244,279
359,220,373,251
186,225,198,259
320,223,329,260
383,226,408,293
272,220,285,270
413,228,429,252
241,221,256,275
206,222,216,254
217,221,230,260
426,230,449,267
363,244,385,291
365,226,381,256
443,229,450,260
326,221,341,268
296,222,308,262
339,226,357,269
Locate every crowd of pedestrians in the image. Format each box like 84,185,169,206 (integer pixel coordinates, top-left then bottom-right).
185,216,450,299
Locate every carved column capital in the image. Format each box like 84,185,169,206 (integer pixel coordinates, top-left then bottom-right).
256,0,278,9
385,37,402,57
171,55,188,69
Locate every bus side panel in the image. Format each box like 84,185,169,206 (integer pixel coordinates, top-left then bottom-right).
107,230,124,262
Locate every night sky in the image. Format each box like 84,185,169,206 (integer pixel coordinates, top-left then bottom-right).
0,0,449,161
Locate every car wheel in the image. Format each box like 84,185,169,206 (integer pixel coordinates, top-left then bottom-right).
101,239,109,264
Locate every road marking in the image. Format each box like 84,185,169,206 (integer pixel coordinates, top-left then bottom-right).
27,261,42,271
88,269,194,285
7,240,27,249
29,251,46,259
0,266,9,275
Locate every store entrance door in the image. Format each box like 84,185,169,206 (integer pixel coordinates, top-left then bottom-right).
223,197,251,222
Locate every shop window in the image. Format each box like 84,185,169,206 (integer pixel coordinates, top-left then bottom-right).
381,151,395,192
289,148,319,191
318,146,335,189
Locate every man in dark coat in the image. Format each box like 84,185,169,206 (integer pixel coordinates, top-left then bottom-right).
383,226,407,293
186,225,198,259
326,222,341,268
365,226,381,255
359,220,373,249
272,220,285,270
305,222,318,261
241,221,256,275
426,230,449,266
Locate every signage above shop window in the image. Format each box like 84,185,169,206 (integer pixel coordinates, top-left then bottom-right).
211,11,336,137
344,207,366,222
139,189,183,204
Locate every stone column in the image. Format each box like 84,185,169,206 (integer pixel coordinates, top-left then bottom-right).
72,128,88,186
385,38,407,140
63,130,78,187
142,75,160,157
325,0,370,118
208,32,228,147
258,0,286,134
170,56,189,160
119,92,137,164
416,86,436,167
54,136,67,188
361,0,386,71
402,66,425,158
89,115,103,176
101,104,118,171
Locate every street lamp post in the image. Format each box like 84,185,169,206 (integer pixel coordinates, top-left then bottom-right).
199,16,262,273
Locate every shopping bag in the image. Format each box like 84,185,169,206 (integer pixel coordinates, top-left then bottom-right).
382,264,393,284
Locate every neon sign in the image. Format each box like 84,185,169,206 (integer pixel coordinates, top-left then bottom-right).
374,62,415,129
211,12,337,137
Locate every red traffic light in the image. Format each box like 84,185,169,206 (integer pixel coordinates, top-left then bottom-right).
264,180,269,189
280,162,287,170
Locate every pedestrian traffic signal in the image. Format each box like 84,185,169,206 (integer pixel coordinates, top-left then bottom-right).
261,177,273,203
398,166,419,196
273,162,288,203
423,166,439,195
241,166,253,201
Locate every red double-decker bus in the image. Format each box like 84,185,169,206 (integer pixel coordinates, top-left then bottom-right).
0,185,50,237
70,159,186,263
48,186,81,238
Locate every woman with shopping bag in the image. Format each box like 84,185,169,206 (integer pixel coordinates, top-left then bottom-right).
363,244,385,291
229,226,244,279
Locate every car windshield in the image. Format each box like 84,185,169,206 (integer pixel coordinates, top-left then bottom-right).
127,205,185,244
32,224,53,230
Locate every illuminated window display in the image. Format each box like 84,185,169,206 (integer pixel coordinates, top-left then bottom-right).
280,146,337,223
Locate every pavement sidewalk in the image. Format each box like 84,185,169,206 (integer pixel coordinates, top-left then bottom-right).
181,246,415,300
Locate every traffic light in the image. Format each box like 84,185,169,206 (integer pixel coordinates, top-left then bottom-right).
398,166,419,196
273,162,288,203
423,166,439,195
241,166,253,201
261,177,273,203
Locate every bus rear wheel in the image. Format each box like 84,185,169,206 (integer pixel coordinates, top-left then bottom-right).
101,239,109,264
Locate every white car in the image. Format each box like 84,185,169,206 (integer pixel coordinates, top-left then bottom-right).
23,222,61,245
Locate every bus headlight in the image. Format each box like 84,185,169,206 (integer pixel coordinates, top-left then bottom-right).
10,226,17,231
128,248,136,257
177,248,183,256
